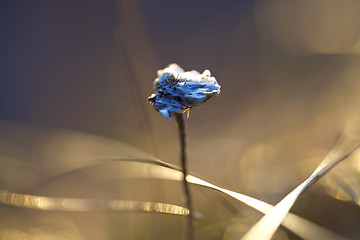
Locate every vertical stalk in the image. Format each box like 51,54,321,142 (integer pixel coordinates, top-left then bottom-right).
175,112,194,240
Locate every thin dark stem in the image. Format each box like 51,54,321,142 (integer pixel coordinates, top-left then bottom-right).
175,112,194,240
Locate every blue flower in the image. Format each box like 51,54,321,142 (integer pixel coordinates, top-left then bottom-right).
148,64,221,119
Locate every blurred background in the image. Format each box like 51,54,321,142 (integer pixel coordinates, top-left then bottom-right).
1,0,360,239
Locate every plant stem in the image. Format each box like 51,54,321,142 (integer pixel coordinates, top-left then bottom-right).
175,112,194,240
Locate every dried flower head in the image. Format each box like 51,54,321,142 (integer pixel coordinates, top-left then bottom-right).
148,64,221,119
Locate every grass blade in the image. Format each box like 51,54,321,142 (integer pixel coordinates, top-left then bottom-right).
241,136,360,240
0,189,204,219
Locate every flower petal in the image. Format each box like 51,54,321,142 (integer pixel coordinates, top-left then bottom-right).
148,64,221,119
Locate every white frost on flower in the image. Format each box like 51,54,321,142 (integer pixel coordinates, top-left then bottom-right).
148,63,221,119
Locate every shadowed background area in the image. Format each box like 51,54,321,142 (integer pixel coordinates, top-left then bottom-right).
1,0,360,239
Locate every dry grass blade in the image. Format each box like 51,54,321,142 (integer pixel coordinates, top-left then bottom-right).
187,176,347,240
115,0,159,155
0,189,205,220
241,136,360,240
